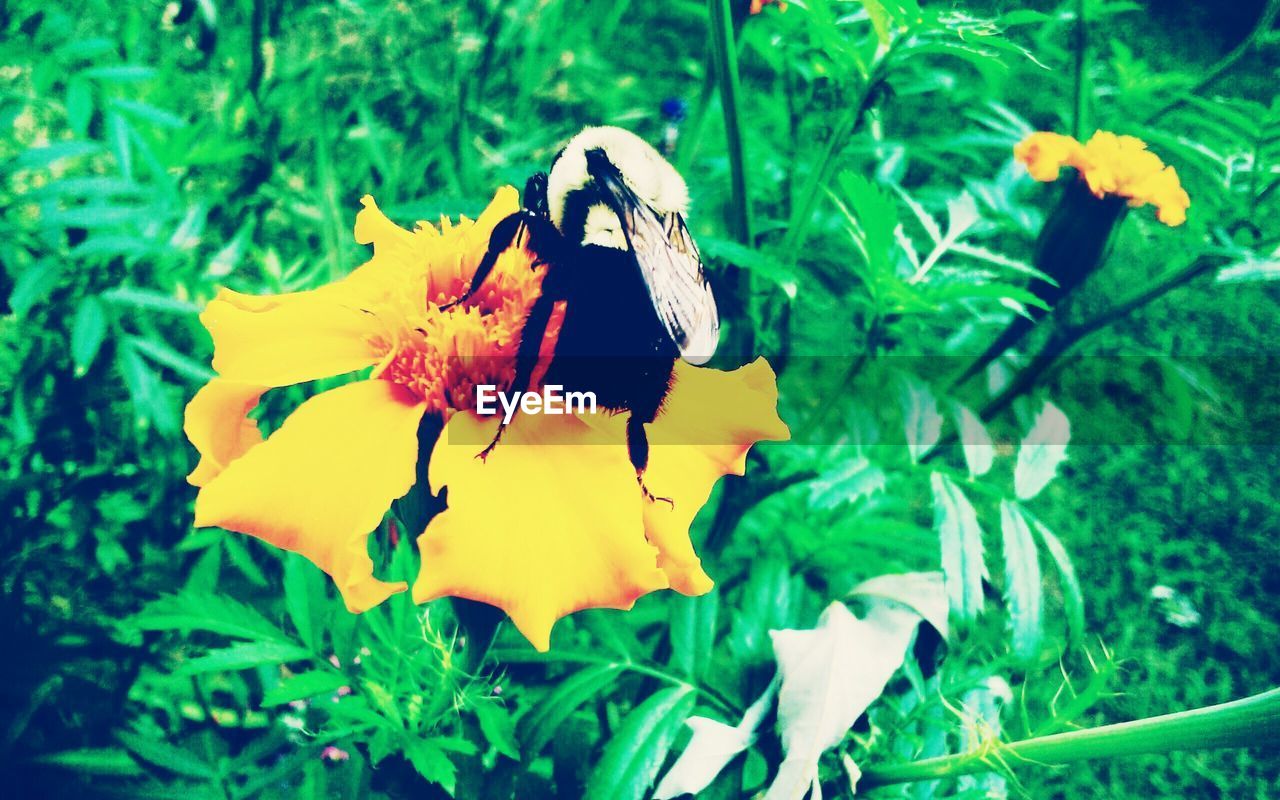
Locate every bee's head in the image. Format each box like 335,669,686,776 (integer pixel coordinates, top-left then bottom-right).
548,126,689,249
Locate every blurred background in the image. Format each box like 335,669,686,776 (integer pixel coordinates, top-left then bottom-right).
2,0,1278,797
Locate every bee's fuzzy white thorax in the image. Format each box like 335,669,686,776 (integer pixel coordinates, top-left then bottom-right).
581,204,628,249
548,126,690,244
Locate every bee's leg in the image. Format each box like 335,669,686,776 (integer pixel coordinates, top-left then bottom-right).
440,213,524,311
477,276,565,462
628,414,674,508
441,209,562,311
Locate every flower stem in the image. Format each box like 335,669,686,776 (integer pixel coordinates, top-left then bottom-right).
978,250,1223,421
707,0,752,245
859,687,1280,790
777,56,884,263
1143,0,1280,125
1071,0,1088,139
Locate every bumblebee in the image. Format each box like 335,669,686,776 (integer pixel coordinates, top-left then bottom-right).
448,126,720,502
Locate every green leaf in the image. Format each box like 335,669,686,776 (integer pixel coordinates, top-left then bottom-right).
183,540,222,594
28,176,141,201
808,455,886,511
1027,512,1085,646
473,700,521,761
835,172,899,280
108,97,187,129
583,686,696,800
931,472,986,625
101,286,200,315
32,748,143,776
127,335,215,383
71,295,109,377
892,183,944,245
82,64,158,82
262,670,349,707
927,280,1051,312
860,0,893,45
106,110,133,178
44,204,140,229
117,731,218,780
1014,401,1070,500
207,221,256,278
1000,502,1044,663
951,241,1050,282
220,532,269,586
117,342,158,431
71,235,156,259
236,745,325,798
66,77,94,137
1217,260,1280,283
518,664,624,757
578,610,642,658
405,739,456,795
909,193,980,281
670,590,719,681
127,592,294,644
117,339,180,435
10,259,63,317
177,640,312,675
901,374,943,463
996,9,1054,26
953,403,994,478
56,37,116,60
284,552,325,652
699,236,799,298
11,140,104,169
727,560,805,661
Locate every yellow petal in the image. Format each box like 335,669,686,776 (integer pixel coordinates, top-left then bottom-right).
643,358,790,593
201,286,384,387
1014,132,1084,183
469,185,521,245
184,379,267,487
355,194,419,253
195,379,425,612
1071,130,1190,226
414,411,669,651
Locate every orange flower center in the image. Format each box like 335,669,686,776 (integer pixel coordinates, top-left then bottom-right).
352,197,561,416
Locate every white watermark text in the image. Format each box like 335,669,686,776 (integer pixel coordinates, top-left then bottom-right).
475,384,598,424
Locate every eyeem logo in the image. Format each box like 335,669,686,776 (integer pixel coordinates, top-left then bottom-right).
475,385,598,425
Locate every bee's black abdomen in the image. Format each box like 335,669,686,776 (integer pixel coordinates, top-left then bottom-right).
543,244,677,419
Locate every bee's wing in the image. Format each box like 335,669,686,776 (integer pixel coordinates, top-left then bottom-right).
597,171,720,364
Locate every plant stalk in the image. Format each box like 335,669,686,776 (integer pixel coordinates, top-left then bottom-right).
859,687,1280,789
708,0,752,245
979,252,1221,421
1144,0,1280,125
778,74,879,260
1071,0,1088,139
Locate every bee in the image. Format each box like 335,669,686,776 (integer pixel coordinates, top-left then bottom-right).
446,126,720,503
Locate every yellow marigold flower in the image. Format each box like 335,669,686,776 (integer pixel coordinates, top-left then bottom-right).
749,0,787,14
1014,130,1190,226
184,188,788,651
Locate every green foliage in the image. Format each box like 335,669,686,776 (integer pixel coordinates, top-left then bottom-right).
3,0,1279,798
585,686,697,800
